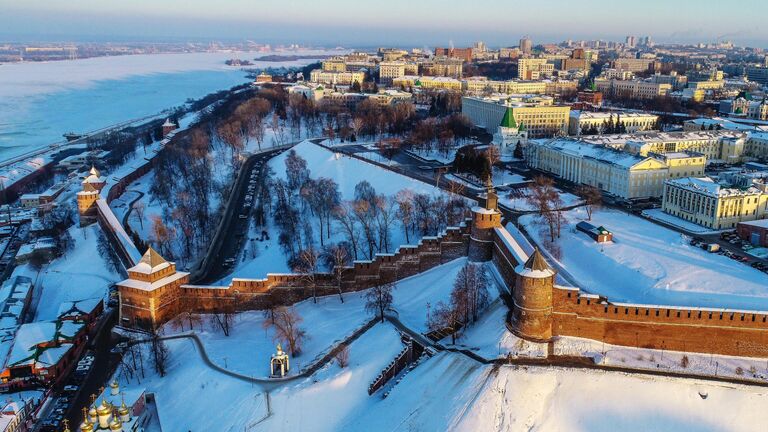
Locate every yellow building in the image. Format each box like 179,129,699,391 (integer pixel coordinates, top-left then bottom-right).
421,57,463,78
321,57,347,72
662,177,768,229
653,152,706,179
309,69,365,86
594,78,672,99
392,75,463,91
462,96,569,138
582,131,746,162
517,58,554,80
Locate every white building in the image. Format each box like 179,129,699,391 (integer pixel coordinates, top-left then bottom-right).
524,138,674,199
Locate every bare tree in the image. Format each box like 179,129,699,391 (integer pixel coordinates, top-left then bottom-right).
335,345,350,368
150,328,169,377
210,298,235,336
294,247,321,303
324,243,350,302
264,307,307,356
451,263,490,324
526,176,565,242
332,203,361,259
427,301,462,344
132,201,146,230
365,281,395,323
575,184,602,221
395,190,415,244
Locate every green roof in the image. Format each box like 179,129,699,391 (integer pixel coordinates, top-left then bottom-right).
500,109,517,128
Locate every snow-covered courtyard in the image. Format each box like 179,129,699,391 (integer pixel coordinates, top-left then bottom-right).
521,207,768,310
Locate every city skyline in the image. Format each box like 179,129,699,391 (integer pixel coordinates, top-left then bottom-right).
1,0,767,48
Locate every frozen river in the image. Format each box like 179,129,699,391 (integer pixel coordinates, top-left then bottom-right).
0,50,332,162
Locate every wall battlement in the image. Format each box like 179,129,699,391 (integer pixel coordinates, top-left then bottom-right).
118,221,471,330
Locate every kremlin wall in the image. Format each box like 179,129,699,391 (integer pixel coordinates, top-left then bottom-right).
79,144,768,360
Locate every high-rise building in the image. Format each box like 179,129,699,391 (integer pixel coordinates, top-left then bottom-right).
625,36,637,48
520,36,533,54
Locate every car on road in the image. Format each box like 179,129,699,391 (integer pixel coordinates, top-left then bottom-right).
62,385,78,393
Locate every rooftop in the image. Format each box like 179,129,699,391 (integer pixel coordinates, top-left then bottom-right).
666,176,762,197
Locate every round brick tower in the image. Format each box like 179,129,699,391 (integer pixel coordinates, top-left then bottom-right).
510,248,556,341
468,186,502,262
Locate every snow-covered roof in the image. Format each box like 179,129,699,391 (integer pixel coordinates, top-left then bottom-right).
128,247,170,275
119,270,189,292
533,138,659,169
514,248,556,279
571,111,658,120
739,219,768,229
57,297,102,320
666,176,762,197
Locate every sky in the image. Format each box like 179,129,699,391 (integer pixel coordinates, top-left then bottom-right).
1,0,767,48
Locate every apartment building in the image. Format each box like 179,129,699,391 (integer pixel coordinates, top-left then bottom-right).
611,57,658,72
568,111,659,135
662,177,768,229
594,78,672,99
462,95,569,138
524,138,673,199
421,57,463,78
517,58,554,80
379,61,419,83
434,47,473,62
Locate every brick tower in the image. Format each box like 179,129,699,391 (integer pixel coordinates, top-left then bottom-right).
468,183,502,262
117,247,189,330
76,166,106,226
509,248,557,341
161,119,177,138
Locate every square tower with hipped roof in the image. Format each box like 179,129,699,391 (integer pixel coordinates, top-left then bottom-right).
117,247,189,330
76,166,106,226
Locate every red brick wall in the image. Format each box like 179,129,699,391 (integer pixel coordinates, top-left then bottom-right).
552,287,768,357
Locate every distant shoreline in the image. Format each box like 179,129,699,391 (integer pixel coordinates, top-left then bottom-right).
253,54,332,62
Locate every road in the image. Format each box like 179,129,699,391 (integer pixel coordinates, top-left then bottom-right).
34,310,121,432
191,144,294,284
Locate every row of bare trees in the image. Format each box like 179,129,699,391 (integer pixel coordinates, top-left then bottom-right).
427,263,491,344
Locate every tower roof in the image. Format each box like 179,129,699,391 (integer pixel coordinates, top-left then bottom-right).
89,166,100,177
501,108,518,128
140,247,167,269
515,248,555,278
524,248,551,272
127,247,171,275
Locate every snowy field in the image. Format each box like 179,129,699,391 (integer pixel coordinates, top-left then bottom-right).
221,141,466,283
116,254,768,431
173,258,478,377
0,50,334,162
642,208,720,234
521,207,768,310
368,354,768,432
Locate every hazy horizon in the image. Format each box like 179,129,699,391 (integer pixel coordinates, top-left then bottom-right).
1,0,767,49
